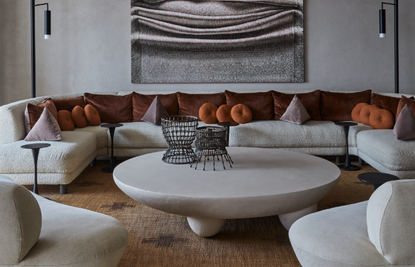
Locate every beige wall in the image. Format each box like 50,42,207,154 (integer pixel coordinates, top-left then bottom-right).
1,0,414,106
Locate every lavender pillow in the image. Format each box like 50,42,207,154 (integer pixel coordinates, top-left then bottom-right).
24,107,62,141
141,96,169,125
280,95,310,125
393,104,415,141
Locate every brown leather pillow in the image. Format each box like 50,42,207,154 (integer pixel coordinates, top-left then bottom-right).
177,92,225,118
360,105,380,126
231,104,252,124
216,105,234,123
396,95,415,120
370,109,394,129
71,105,88,128
24,99,58,133
84,104,101,126
370,93,401,119
84,93,133,123
272,90,321,120
320,90,372,121
58,110,75,131
52,96,85,112
199,103,218,124
225,90,273,121
132,92,178,122
351,103,369,123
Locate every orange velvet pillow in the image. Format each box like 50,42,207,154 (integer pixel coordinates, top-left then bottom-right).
360,105,380,126
58,110,75,131
320,90,372,121
84,104,101,126
369,109,394,129
199,103,218,124
351,103,369,123
177,92,225,118
225,90,273,121
272,90,321,120
71,105,88,128
231,104,252,124
216,105,234,123
24,99,58,133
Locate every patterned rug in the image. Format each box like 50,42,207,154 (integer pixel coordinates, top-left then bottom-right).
32,156,376,267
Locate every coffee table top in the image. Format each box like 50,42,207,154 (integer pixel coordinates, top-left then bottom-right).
114,147,340,219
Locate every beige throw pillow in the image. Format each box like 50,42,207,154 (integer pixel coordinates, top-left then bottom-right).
24,107,62,141
280,95,310,125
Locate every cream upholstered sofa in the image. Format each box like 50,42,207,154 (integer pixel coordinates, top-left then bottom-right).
0,174,128,267
288,179,415,267
1,90,415,193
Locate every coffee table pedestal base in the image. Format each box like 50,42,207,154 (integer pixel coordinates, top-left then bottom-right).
187,217,226,237
279,204,317,230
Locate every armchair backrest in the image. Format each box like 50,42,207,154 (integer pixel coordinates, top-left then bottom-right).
367,179,415,265
0,175,42,264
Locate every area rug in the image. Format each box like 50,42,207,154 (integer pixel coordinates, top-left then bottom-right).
33,157,376,267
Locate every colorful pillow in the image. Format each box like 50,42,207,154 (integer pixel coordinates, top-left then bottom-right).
24,99,58,133
370,93,401,119
231,104,252,124
393,104,415,141
273,90,321,120
177,92,225,118
52,96,85,112
216,104,234,123
199,103,218,124
360,105,380,126
132,92,178,122
320,90,372,121
84,93,133,123
71,105,88,128
369,109,394,129
141,96,169,125
225,90,273,121
396,95,415,120
58,110,75,131
280,95,310,125
24,107,61,141
84,104,101,126
351,103,369,123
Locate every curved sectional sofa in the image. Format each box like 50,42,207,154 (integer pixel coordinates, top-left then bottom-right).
1,90,414,194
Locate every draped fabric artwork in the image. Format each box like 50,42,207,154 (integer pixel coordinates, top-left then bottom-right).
131,0,304,83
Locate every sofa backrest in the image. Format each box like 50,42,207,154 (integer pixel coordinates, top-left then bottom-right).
0,175,42,264
366,179,415,265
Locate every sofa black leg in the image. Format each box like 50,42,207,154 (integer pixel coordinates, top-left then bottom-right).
336,156,341,164
90,158,97,167
60,184,68,194
358,157,364,165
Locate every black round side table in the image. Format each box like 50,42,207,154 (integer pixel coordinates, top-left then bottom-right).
358,172,399,190
21,143,51,194
101,123,123,173
335,121,359,171
217,122,239,147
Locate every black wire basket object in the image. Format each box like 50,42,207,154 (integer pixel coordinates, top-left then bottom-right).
191,126,233,171
161,115,199,164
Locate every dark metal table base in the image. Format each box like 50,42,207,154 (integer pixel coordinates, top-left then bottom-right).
101,123,123,173
21,143,51,195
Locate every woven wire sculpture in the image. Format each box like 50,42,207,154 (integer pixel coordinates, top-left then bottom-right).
191,126,233,171
161,115,198,164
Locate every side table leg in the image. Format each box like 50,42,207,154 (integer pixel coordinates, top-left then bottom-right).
31,148,40,194
187,217,226,237
279,204,317,230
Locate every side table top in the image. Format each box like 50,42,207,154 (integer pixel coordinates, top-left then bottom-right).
217,122,239,127
21,143,51,149
358,172,399,185
335,121,358,127
101,123,123,128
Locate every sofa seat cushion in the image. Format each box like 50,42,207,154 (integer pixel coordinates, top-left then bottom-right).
75,125,108,150
0,131,96,174
229,120,346,148
357,130,415,171
289,202,392,266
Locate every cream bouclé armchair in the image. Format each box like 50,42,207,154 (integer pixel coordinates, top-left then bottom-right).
289,179,415,267
0,175,128,267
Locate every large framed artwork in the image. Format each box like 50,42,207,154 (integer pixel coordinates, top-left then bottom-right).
131,0,304,83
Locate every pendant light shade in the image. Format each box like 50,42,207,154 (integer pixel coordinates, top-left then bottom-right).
44,10,51,39
379,9,386,38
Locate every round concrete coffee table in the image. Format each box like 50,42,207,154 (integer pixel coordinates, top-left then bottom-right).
113,147,340,237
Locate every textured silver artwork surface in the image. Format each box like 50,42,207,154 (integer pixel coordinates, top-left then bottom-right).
131,0,304,83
